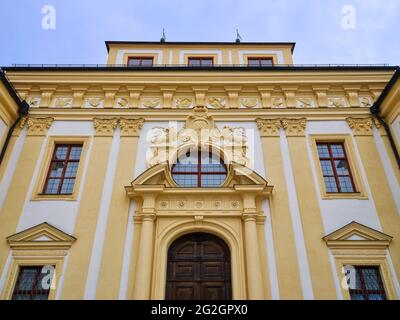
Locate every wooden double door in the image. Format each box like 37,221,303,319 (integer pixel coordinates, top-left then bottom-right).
166,233,232,300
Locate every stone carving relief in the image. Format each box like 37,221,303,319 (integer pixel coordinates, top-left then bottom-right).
359,96,372,108
207,97,226,109
296,97,314,108
272,97,284,108
85,98,104,108
240,98,259,108
54,97,72,107
28,96,41,107
175,98,193,108
142,98,160,108
147,106,249,167
328,97,347,108
116,97,129,108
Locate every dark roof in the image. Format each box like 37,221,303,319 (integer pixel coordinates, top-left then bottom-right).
105,41,296,53
371,66,400,113
2,65,397,72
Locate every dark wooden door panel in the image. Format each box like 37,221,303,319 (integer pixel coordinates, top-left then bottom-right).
166,233,231,300
168,282,198,300
201,261,225,280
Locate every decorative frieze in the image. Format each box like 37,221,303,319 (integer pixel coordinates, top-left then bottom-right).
257,86,274,108
161,86,177,109
256,118,281,137
192,86,209,106
116,97,129,108
296,97,314,108
175,97,193,108
93,118,118,136
40,91,54,107
225,86,241,109
127,86,144,108
27,96,41,108
141,98,160,108
346,117,374,136
207,97,226,109
240,98,259,108
328,97,347,108
26,117,54,136
281,118,307,137
359,96,373,108
53,97,72,108
281,86,298,108
120,118,144,137
272,97,284,108
85,98,104,108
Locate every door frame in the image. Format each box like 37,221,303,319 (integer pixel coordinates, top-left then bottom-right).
151,218,247,300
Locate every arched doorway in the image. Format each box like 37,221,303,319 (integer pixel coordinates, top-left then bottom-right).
166,233,232,300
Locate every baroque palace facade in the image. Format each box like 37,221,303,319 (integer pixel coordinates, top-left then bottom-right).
0,41,399,300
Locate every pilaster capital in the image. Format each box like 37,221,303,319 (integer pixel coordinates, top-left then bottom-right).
281,118,307,137
346,117,373,136
12,116,29,137
93,117,118,137
26,117,54,136
119,118,145,137
141,213,156,222
242,214,258,223
256,118,281,137
372,117,387,136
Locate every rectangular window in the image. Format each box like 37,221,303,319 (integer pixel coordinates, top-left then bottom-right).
188,57,214,67
247,57,273,66
43,144,83,195
127,57,154,66
349,266,387,300
12,266,51,300
316,142,356,193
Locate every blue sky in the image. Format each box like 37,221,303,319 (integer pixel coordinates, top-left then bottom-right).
0,0,399,65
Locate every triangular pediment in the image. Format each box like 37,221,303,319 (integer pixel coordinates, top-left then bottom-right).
323,221,392,249
7,223,76,249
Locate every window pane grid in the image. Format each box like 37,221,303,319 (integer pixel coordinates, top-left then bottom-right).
172,149,227,187
127,57,154,66
188,57,214,66
349,266,387,300
248,58,273,66
12,266,51,300
317,142,356,193
43,144,82,195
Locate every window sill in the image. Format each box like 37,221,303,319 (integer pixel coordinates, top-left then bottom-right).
31,193,77,201
321,192,368,200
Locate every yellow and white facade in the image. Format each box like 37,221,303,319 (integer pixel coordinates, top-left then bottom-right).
0,41,399,300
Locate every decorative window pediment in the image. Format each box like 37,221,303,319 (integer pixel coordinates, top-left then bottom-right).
147,106,249,167
323,221,392,249
125,161,272,197
7,222,76,250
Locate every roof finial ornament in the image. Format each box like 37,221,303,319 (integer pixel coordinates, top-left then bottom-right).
160,28,166,43
235,29,242,43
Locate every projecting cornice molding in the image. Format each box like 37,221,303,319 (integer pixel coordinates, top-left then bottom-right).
346,117,374,136
26,117,54,136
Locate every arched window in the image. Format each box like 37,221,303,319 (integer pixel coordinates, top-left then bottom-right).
171,148,227,187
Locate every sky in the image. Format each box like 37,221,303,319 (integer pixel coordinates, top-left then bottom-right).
0,0,399,66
